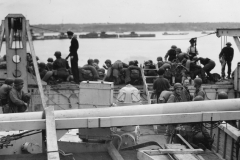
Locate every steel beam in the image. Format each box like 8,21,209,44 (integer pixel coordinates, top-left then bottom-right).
0,99,239,122
216,28,240,37
233,36,240,53
1,110,240,131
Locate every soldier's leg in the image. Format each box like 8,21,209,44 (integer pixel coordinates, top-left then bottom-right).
227,60,232,78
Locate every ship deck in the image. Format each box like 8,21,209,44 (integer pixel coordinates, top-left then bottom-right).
0,126,222,160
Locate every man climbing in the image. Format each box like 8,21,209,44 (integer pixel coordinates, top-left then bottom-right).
66,31,79,84
164,45,177,62
8,78,31,113
219,42,234,79
153,68,171,103
195,57,215,81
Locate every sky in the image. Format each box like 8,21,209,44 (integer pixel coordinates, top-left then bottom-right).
0,0,240,24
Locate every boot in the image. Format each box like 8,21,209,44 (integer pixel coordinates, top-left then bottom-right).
227,75,231,79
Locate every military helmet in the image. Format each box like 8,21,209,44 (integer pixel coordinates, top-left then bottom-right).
129,61,134,66
174,83,183,90
133,60,138,65
171,45,177,49
193,96,204,101
14,78,24,86
47,58,53,62
5,78,14,85
105,59,111,64
176,48,182,53
39,62,46,68
157,56,163,61
54,51,61,57
194,77,202,86
226,42,232,46
218,91,228,99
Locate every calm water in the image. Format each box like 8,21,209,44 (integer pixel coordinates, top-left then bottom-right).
1,31,239,73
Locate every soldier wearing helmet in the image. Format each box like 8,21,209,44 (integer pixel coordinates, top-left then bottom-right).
164,45,177,62
153,68,170,103
189,56,205,81
167,83,183,103
0,78,14,113
181,79,192,102
219,42,234,79
187,38,198,60
193,77,205,99
195,57,215,81
218,91,228,99
46,57,53,71
104,59,112,69
93,59,100,70
8,78,30,113
157,56,164,68
53,51,70,82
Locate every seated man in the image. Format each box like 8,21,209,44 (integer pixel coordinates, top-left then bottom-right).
125,61,142,85
53,51,70,82
93,59,100,70
46,57,54,71
0,78,14,113
80,59,99,81
39,62,54,83
8,78,30,113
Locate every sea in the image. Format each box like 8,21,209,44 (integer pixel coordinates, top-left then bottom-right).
1,31,239,74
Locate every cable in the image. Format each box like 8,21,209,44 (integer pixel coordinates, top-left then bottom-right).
30,25,60,33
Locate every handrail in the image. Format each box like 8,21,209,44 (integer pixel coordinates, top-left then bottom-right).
140,64,151,104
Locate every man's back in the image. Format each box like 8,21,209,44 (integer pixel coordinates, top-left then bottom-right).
53,58,67,70
70,37,79,58
219,47,234,61
153,76,170,94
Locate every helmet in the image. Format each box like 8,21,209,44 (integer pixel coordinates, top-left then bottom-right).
194,77,202,86
157,68,165,75
47,58,53,62
176,48,182,53
133,60,138,65
171,45,177,49
36,56,39,60
157,56,163,61
129,61,134,66
226,42,232,46
174,83,183,90
218,91,228,99
14,78,24,86
87,59,94,65
94,59,99,63
54,51,61,57
5,78,14,85
105,59,111,64
193,96,204,101
39,62,46,69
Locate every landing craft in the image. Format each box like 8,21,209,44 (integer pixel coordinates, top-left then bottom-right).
1,14,240,160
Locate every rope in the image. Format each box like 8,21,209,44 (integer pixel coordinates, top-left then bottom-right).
30,25,60,33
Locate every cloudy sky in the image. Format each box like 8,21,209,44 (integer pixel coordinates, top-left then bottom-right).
0,0,240,24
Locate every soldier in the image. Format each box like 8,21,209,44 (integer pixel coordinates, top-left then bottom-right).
8,78,30,113
0,78,14,113
93,59,100,70
219,42,234,79
195,57,215,81
46,57,54,71
53,51,70,82
66,30,79,84
193,77,205,99
165,45,177,62
153,68,171,103
181,79,192,102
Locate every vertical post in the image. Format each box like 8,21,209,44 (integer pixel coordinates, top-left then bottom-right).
216,127,220,153
45,106,60,160
26,20,47,109
233,36,240,53
223,132,227,159
0,20,4,52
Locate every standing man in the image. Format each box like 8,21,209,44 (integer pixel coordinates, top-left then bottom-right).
66,31,79,84
187,38,198,60
153,68,171,103
219,42,234,79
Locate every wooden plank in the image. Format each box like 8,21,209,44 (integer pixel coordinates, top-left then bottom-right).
138,150,169,160
218,122,240,141
0,20,4,51
26,21,47,109
223,132,227,159
165,144,199,160
45,106,60,160
107,141,124,160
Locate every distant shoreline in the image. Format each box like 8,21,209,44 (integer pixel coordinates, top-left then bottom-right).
30,22,240,33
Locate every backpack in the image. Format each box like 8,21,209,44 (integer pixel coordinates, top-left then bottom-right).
82,69,93,79
130,69,140,79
